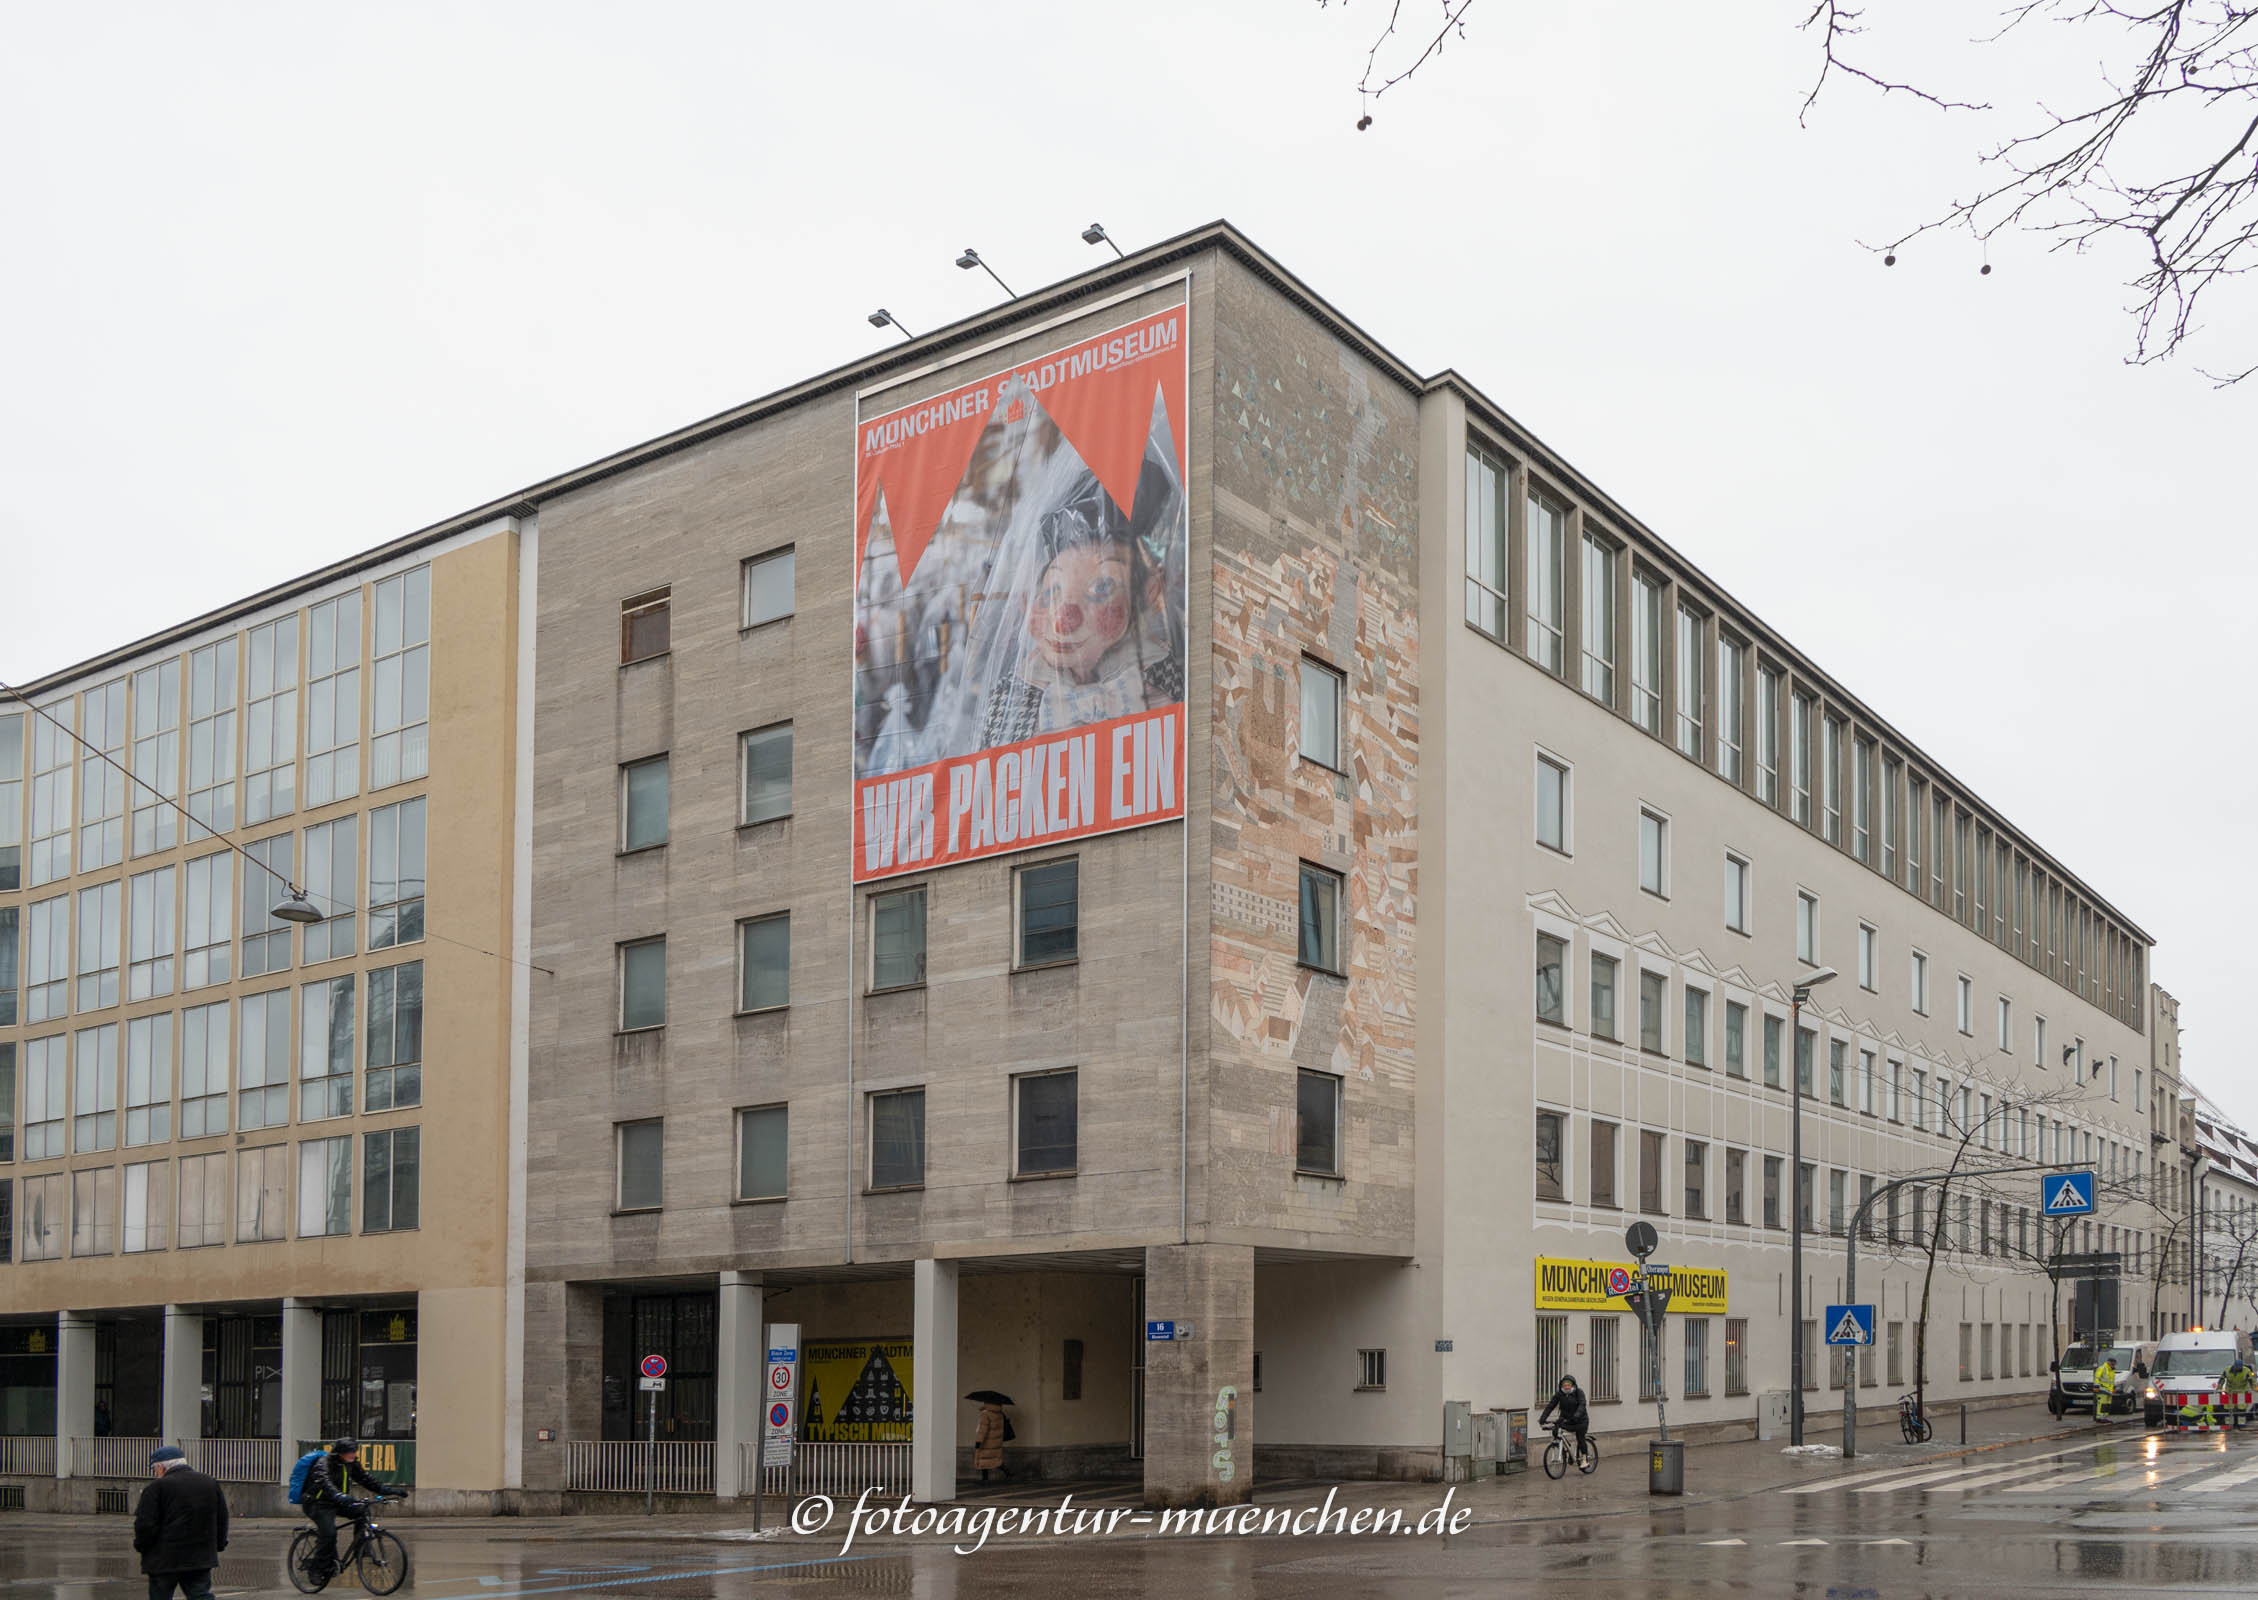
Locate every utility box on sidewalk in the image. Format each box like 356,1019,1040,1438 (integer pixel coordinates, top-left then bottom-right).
1648,1438,1685,1496
1757,1390,1791,1441
1498,1407,1529,1473
1469,1410,1498,1479
1442,1400,1473,1483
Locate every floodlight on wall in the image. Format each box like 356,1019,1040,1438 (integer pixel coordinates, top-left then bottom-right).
954,248,1016,298
271,886,325,925
1080,223,1124,259
868,308,915,341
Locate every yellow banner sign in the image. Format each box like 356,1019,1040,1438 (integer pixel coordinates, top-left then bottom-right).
1534,1257,1728,1315
801,1338,915,1443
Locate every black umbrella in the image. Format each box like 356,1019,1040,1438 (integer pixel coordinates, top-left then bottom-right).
965,1390,1015,1405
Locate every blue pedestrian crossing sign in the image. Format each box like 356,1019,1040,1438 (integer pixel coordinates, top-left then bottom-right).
1825,1304,1875,1347
2042,1171,2096,1216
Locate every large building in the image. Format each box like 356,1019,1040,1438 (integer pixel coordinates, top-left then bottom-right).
0,222,2186,1510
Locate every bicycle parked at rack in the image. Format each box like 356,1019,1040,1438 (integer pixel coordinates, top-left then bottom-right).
286,1491,411,1595
1542,1424,1599,1479
1898,1391,1933,1444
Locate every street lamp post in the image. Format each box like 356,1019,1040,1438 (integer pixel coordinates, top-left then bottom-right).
1789,966,1837,1446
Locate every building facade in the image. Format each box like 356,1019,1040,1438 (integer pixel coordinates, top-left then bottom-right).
1,222,2183,1510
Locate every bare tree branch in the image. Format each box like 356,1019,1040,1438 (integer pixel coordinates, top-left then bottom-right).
1801,0,1992,125
1319,0,1478,126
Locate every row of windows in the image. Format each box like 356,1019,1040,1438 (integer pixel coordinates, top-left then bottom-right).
0,566,431,892
1467,441,2145,1031
0,797,425,1029
0,961,425,1164
1532,1314,1751,1404
0,1127,419,1263
618,547,795,666
620,726,793,849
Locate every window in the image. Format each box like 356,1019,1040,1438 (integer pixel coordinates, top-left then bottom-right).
185,639,237,841
1726,1319,1749,1395
1956,974,1974,1035
1535,755,1570,853
127,663,180,858
740,723,793,825
128,866,176,999
76,879,121,1010
1888,1058,1903,1122
242,616,298,826
1880,754,1901,878
1589,1317,1620,1402
1684,1318,1710,1397
182,851,232,989
871,886,928,990
1590,953,1618,1041
736,1105,788,1200
1789,691,1813,825
1590,1120,1618,1207
1357,1349,1388,1392
1763,1015,1783,1087
1683,987,1708,1067
302,814,357,963
1821,714,1843,844
72,1166,118,1256
240,832,296,977
1795,1026,1815,1094
122,1159,168,1253
1755,664,1780,804
304,591,362,806
738,914,790,1012
1639,970,1666,1052
742,547,795,628
235,1143,288,1242
1674,604,1705,757
1762,1155,1783,1227
1298,863,1343,973
1717,636,1744,782
1684,1140,1708,1218
1797,1162,1815,1230
1299,656,1344,768
1857,923,1876,991
1724,1001,1747,1077
181,1002,229,1139
20,1172,65,1260
1796,891,1819,964
869,1089,925,1189
1858,1048,1876,1115
621,756,669,851
1639,809,1668,896
0,712,19,890
1465,445,1509,637
73,1023,119,1152
363,1127,420,1233
1581,533,1616,702
1535,1316,1568,1399
1631,574,1664,734
366,961,423,1110
1911,1068,1928,1129
1852,736,1872,860
2033,1014,2047,1070
28,701,74,887
1535,933,1567,1026
300,974,356,1121
79,679,128,871
370,566,431,787
0,907,13,1026
124,1014,172,1146
1536,1109,1566,1200
1906,774,1926,891
1725,1147,1746,1223
1639,1129,1666,1214
1296,1067,1344,1176
1014,1069,1078,1176
353,803,422,959
1910,950,1930,1014
238,988,292,1130
1526,489,1566,671
619,938,667,1029
1015,858,1078,967
616,1118,665,1209
298,1135,353,1236
622,586,671,663
1828,1038,1847,1106
1723,852,1750,933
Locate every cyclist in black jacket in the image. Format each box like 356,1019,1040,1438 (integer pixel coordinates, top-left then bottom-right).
302,1440,397,1582
1539,1375,1590,1459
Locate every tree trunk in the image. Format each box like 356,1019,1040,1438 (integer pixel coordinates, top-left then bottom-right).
1913,1177,1954,1412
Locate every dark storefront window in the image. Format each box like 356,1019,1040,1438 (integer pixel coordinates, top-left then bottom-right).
358,1309,418,1440
203,1316,282,1437
1,1322,57,1435
92,1322,162,1436
601,1292,717,1441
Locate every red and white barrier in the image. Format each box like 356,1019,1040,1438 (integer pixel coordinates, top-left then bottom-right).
2167,1389,2254,1431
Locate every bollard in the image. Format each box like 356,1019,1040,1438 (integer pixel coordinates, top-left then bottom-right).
1959,1403,1967,1445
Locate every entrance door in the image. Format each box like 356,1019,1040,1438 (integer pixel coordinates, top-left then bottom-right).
1130,1276,1145,1460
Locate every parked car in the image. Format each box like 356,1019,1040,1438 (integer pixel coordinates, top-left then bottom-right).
2146,1329,2254,1427
2052,1339,2157,1417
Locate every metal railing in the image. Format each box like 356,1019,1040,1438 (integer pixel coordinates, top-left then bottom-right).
563,1441,714,1496
0,1436,58,1476
183,1438,283,1485
71,1437,163,1478
742,1440,913,1500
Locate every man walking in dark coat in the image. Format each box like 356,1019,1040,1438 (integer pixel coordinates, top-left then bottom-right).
133,1445,229,1600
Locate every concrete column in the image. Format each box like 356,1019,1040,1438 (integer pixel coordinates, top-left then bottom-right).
279,1299,324,1472
518,1281,604,1497
54,1315,97,1479
1141,1244,1254,1509
911,1258,960,1504
713,1272,765,1499
161,1307,205,1447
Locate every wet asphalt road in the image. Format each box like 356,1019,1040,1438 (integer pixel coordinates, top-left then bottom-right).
10,1427,2258,1597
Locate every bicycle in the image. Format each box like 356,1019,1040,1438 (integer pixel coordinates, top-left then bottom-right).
287,1492,411,1595
1542,1424,1598,1479
1898,1391,1933,1444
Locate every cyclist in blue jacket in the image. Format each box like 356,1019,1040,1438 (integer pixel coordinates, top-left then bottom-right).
301,1440,396,1582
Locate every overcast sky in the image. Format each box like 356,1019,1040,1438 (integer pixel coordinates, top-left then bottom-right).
4,3,2248,1122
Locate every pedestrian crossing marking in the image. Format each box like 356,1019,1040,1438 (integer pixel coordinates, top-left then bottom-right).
1776,1440,2258,1500
1778,1538,1829,1546
2185,1457,2258,1493
1790,1442,2093,1496
1701,1538,1747,1545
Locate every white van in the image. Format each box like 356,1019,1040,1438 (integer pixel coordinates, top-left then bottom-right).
2146,1328,2255,1427
2054,1338,2159,1416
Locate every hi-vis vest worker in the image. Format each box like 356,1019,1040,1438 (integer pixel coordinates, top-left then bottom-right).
2092,1358,2116,1421
2224,1361,2256,1425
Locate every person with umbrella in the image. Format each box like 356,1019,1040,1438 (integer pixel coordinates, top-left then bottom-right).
966,1390,1014,1484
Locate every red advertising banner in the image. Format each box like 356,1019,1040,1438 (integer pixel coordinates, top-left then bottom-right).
852,305,1188,882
